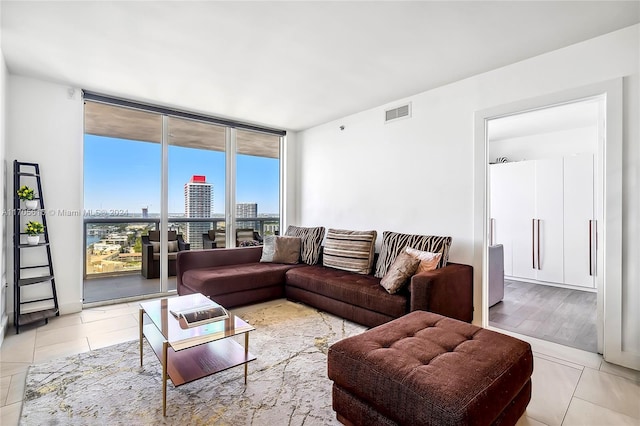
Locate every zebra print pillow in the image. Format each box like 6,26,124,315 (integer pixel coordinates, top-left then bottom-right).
374,231,452,278
284,225,326,265
322,228,377,275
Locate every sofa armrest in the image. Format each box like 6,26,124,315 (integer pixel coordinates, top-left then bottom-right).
409,262,473,323
141,243,154,278
176,246,263,293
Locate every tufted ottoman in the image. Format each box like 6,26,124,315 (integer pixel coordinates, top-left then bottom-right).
327,311,533,426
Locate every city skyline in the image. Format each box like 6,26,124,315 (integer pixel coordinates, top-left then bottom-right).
84,135,280,214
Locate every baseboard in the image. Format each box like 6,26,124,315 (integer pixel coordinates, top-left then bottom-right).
4,300,83,335
59,300,83,315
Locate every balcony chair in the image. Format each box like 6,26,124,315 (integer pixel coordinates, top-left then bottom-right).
141,230,190,279
202,229,263,249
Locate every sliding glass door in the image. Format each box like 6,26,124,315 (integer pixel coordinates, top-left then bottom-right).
235,130,281,239
84,103,163,302
83,97,283,304
168,117,226,253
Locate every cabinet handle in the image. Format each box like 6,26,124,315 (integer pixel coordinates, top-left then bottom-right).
490,218,495,246
532,219,536,269
537,219,541,270
589,220,597,276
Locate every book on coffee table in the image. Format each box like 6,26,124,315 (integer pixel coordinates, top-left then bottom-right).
170,302,229,328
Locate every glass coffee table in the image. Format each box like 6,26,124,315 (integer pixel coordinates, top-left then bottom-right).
139,293,256,416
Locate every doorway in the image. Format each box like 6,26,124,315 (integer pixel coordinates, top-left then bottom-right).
475,79,637,369
486,99,602,353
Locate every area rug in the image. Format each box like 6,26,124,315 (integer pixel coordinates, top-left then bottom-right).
20,301,367,425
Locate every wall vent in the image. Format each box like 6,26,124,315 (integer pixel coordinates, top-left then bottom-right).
385,103,411,123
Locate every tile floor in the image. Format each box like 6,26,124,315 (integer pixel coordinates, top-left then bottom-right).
1,299,639,426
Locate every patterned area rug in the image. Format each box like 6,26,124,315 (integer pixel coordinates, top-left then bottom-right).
21,301,366,425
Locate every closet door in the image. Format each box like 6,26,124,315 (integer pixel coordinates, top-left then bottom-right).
564,154,596,288
509,161,536,280
489,163,516,276
535,158,564,283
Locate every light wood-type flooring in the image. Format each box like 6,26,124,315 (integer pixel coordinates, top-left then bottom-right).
489,280,597,353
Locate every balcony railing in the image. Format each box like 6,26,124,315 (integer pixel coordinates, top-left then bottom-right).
83,217,279,278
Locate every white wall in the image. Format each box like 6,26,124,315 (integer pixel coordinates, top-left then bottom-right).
296,25,639,357
6,76,84,319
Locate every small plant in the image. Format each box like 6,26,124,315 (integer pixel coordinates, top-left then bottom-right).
25,221,44,236
17,185,35,201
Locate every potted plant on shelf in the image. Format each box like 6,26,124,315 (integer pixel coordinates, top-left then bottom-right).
17,185,38,210
25,221,44,245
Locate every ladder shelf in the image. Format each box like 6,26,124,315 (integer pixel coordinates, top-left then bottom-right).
13,160,59,333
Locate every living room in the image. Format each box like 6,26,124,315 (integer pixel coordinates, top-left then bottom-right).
1,2,639,425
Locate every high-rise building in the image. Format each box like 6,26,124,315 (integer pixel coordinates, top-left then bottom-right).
184,175,212,249
236,202,257,231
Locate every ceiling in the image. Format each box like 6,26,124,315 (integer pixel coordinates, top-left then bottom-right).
488,98,601,142
1,1,639,131
84,101,281,158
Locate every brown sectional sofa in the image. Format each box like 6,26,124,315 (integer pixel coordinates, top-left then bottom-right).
177,245,473,328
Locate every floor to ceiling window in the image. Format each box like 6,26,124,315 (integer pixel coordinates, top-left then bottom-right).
83,102,163,302
168,117,226,250
83,95,284,304
235,129,281,238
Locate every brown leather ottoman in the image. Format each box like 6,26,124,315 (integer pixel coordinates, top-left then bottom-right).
327,311,533,426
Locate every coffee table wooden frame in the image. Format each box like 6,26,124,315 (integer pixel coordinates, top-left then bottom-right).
139,294,256,416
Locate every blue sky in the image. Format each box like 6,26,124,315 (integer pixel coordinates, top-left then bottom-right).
84,135,280,214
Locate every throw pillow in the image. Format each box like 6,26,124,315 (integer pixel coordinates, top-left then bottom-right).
272,236,301,264
380,250,420,294
260,235,276,262
167,240,179,253
237,229,255,243
375,231,452,278
284,225,326,265
150,241,160,253
322,228,377,275
405,247,442,273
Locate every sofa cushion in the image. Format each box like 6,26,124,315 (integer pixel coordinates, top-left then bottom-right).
237,229,256,243
273,236,301,264
286,265,407,318
380,250,420,294
208,229,227,248
284,225,326,265
260,235,276,262
181,262,301,296
405,247,442,274
375,231,452,278
323,228,377,275
153,252,178,261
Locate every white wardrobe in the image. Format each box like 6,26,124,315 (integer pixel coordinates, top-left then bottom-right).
490,153,596,289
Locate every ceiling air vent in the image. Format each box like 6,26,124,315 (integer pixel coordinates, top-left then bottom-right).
385,103,411,123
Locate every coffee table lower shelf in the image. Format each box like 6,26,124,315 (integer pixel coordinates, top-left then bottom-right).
141,323,256,414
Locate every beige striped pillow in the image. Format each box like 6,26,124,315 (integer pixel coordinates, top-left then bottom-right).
322,228,377,275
